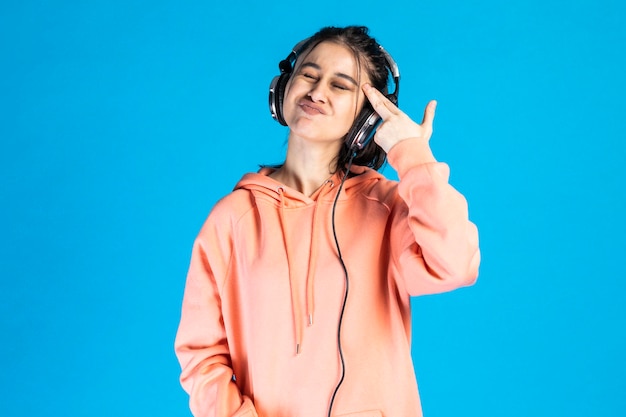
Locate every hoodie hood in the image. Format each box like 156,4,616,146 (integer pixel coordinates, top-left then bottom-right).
234,166,385,205
233,166,385,354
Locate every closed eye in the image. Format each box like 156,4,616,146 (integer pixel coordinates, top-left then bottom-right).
333,83,351,91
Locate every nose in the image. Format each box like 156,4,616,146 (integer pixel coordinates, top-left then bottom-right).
307,82,328,103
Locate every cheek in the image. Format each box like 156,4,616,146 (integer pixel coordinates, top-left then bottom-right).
282,80,301,114
340,97,363,124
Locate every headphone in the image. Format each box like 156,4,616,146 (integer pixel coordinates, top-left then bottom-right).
269,37,400,152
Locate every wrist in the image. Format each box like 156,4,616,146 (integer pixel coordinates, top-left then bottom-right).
387,138,437,173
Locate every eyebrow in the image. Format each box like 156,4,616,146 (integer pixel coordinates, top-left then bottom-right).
300,62,359,86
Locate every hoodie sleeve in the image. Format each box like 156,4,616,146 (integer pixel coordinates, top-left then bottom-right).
175,214,258,417
386,138,480,296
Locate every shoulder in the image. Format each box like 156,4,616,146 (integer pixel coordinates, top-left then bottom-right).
212,188,255,221
345,167,401,208
196,189,255,239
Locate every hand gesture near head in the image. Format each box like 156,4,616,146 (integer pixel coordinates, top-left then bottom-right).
363,83,437,153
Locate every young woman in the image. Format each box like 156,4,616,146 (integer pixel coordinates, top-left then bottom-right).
175,26,480,417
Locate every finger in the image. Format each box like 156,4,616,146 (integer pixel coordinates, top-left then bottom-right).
362,84,399,120
421,100,437,128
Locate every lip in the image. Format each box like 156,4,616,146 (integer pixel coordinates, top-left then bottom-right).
298,100,326,115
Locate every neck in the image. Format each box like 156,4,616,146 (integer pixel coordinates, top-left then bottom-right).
270,136,343,196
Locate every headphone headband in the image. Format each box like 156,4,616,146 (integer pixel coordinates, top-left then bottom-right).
280,38,311,73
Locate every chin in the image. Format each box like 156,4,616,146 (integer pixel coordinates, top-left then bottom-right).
288,121,348,142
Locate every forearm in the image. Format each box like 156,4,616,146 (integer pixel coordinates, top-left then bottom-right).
388,139,480,294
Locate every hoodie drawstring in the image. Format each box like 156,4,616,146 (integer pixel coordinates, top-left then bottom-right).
305,196,320,328
277,180,336,355
305,179,334,327
277,187,303,354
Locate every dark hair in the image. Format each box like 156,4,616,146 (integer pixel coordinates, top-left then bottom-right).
297,26,392,171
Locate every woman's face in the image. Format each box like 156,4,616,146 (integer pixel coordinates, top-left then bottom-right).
282,41,371,145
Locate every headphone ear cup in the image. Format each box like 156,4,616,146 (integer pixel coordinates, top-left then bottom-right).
346,92,398,152
346,106,381,151
273,73,290,126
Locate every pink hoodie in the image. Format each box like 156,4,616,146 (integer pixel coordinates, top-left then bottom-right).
175,138,480,417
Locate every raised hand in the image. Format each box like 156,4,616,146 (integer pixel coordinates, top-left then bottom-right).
362,83,437,153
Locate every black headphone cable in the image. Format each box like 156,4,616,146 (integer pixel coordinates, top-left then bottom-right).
327,150,357,417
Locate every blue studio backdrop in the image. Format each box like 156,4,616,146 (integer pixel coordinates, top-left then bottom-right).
1,1,625,416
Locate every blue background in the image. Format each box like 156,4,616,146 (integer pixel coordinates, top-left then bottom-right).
1,0,625,416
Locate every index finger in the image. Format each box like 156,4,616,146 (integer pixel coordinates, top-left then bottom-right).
362,83,399,120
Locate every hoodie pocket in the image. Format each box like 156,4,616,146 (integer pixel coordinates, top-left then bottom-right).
336,410,383,417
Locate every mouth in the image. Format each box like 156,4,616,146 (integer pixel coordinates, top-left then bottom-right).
298,101,325,115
